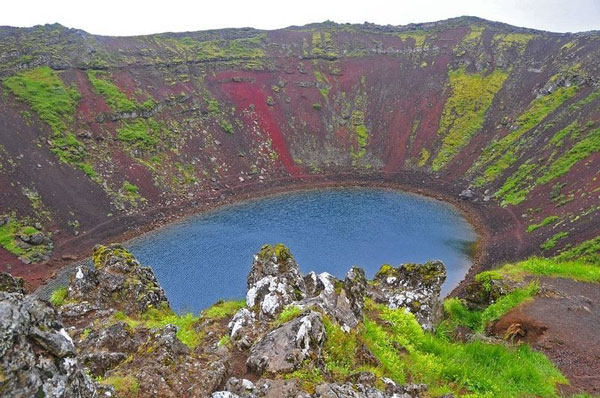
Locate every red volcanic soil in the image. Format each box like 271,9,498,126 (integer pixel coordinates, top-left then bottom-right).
493,277,600,395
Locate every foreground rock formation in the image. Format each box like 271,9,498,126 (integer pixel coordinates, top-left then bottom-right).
0,243,448,397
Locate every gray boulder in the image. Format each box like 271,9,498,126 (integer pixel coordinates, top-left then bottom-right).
368,261,447,330
246,244,306,319
0,291,99,398
247,311,325,374
299,266,366,330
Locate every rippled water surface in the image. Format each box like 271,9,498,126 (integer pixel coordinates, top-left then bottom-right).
127,188,477,312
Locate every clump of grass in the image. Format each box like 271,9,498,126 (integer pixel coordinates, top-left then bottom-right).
111,304,203,349
117,119,158,150
98,374,140,396
527,216,560,233
142,306,203,349
556,236,600,266
479,256,600,283
202,299,246,320
50,286,68,306
541,231,569,251
272,305,303,328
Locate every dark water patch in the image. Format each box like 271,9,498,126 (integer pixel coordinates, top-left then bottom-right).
126,188,477,313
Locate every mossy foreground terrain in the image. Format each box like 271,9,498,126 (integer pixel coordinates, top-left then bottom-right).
3,243,599,397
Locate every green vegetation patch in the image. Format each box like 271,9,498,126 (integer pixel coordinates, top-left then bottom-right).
536,128,600,185
472,85,578,185
87,70,138,112
273,305,303,328
50,286,68,306
98,374,140,396
440,282,539,334
396,30,428,47
541,231,569,251
556,236,600,266
3,66,80,135
202,299,246,320
481,256,600,283
493,33,536,52
3,67,90,166
361,301,564,397
432,68,507,171
196,35,266,61
0,215,51,262
527,216,560,233
117,119,159,150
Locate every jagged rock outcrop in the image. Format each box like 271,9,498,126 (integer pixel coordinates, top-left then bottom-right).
246,244,307,319
57,244,230,397
64,243,169,316
367,261,447,330
247,310,325,374
1,243,447,397
298,266,367,330
0,274,102,398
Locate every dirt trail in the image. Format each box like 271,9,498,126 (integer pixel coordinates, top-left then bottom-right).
493,277,600,396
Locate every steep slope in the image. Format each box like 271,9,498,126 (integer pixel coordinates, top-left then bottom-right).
0,17,599,286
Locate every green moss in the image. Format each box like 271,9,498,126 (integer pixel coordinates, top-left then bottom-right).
537,128,600,185
474,85,578,185
3,66,80,135
258,243,292,262
272,305,303,328
0,216,50,261
396,30,428,47
432,68,507,171
142,306,203,349
312,103,322,110
87,70,137,112
313,70,330,100
350,110,369,162
493,33,536,52
50,286,68,306
417,148,430,167
117,119,158,150
202,299,246,320
527,216,560,233
98,374,140,396
541,232,569,251
195,35,266,61
311,31,337,57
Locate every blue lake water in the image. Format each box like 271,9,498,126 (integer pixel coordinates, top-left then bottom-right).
126,188,477,313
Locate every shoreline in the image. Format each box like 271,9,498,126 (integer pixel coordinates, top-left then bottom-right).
29,172,524,298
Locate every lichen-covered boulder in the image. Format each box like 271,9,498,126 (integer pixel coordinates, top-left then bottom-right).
368,261,447,330
64,243,169,316
246,311,325,374
246,244,306,319
0,290,100,398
